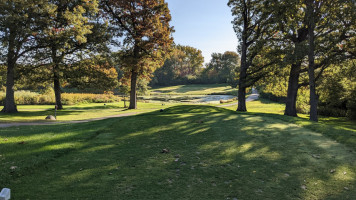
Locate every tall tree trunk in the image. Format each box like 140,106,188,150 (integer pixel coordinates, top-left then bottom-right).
2,61,17,113
237,24,248,112
53,64,63,110
52,47,63,110
2,31,18,113
284,63,301,116
129,44,140,110
307,0,318,122
308,66,318,122
237,86,247,111
129,70,138,109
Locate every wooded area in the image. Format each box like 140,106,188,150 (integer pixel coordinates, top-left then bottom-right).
0,0,355,122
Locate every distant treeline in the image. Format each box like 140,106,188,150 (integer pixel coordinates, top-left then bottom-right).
150,45,240,87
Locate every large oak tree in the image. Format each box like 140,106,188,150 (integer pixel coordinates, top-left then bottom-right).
304,0,355,121
33,0,106,110
0,0,46,113
228,0,277,111
101,0,174,109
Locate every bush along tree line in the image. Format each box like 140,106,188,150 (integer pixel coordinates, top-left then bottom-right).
228,0,355,121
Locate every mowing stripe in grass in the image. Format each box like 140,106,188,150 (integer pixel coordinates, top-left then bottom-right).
0,105,355,199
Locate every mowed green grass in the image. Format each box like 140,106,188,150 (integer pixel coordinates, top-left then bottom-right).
224,99,356,150
150,84,238,95
1,105,355,199
0,102,175,122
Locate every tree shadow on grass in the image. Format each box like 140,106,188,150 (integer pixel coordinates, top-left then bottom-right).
243,111,356,152
1,105,355,199
0,106,130,122
250,98,283,104
0,109,85,121
66,104,125,110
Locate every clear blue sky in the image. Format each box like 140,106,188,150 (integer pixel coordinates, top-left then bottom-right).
165,0,238,64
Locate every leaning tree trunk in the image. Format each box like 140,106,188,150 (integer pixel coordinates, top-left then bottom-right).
284,63,301,117
129,70,138,109
53,64,63,110
2,33,18,113
307,0,318,122
2,60,18,113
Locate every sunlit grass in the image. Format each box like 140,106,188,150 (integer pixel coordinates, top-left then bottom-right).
0,102,178,122
0,105,355,199
150,84,238,95
222,98,356,131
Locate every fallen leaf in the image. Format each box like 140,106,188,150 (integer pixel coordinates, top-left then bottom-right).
312,154,320,159
161,148,170,153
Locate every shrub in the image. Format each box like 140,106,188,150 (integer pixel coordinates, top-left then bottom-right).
62,93,120,105
346,88,356,120
0,92,4,105
296,88,310,114
220,98,236,104
0,91,120,105
318,106,347,117
259,92,286,103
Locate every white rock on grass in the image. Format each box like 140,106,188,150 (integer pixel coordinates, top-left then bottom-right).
0,188,10,200
45,115,56,120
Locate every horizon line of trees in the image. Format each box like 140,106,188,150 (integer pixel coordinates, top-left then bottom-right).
150,45,240,87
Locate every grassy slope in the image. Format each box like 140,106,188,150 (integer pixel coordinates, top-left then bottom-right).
1,105,355,199
224,99,356,150
150,84,238,95
0,102,175,122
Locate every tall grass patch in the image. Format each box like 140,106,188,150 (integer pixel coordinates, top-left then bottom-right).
0,91,121,105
